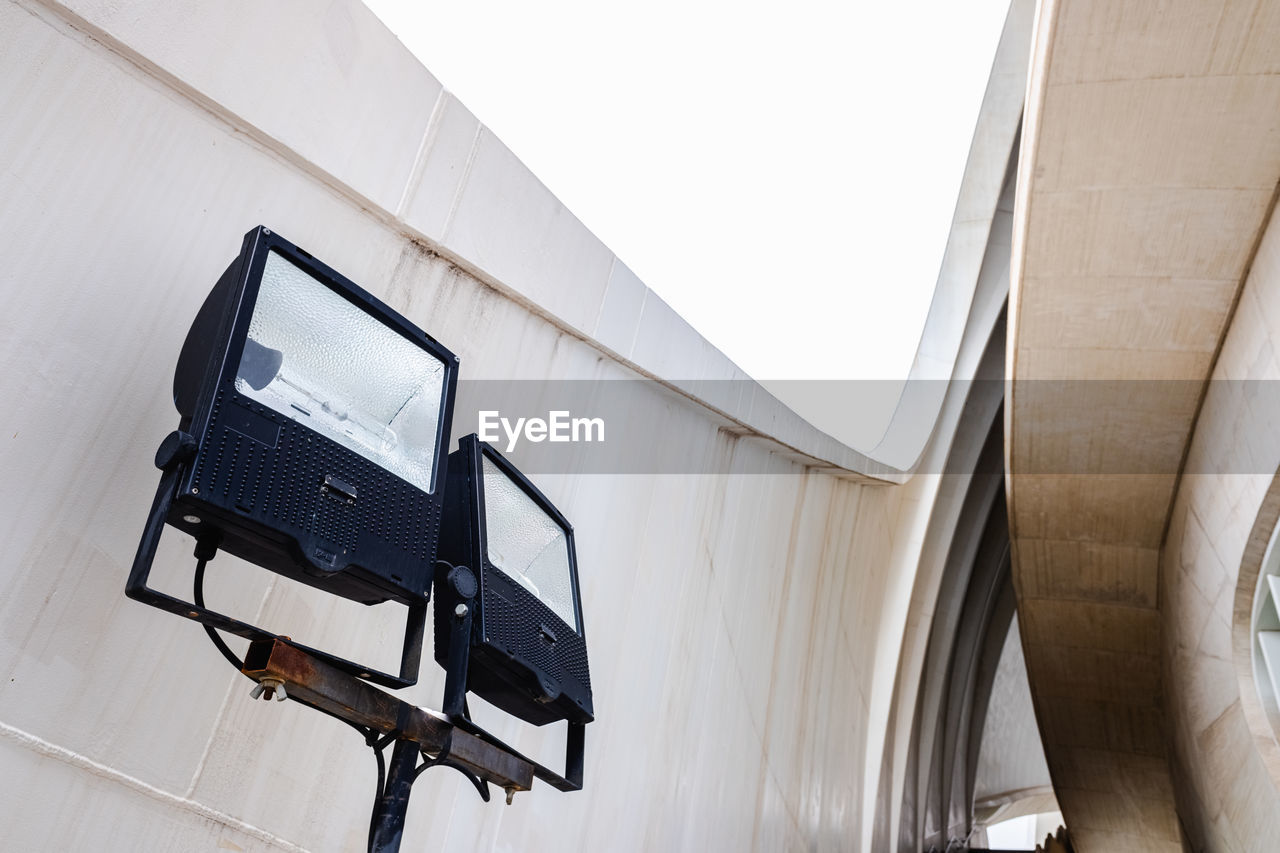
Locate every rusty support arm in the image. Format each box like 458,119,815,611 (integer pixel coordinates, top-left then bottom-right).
241,639,534,794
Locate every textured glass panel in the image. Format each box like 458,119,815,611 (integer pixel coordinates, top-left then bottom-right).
482,456,576,631
235,251,446,493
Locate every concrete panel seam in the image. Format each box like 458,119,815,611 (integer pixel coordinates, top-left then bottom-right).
0,719,311,853
183,576,281,799
439,123,485,242
589,255,618,339
629,289,649,363
395,88,448,219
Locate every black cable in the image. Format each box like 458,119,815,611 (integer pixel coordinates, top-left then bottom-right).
367,754,383,853
369,732,393,799
190,553,453,846
191,552,387,791
193,557,244,670
374,746,386,802
366,732,394,853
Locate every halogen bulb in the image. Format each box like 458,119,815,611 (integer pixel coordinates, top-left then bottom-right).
267,372,399,456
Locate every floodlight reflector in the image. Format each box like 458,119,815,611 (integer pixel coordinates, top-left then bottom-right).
481,455,577,630
235,251,446,494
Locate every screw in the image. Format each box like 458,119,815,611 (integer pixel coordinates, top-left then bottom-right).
454,603,469,619
183,514,201,524
505,788,515,805
192,487,200,494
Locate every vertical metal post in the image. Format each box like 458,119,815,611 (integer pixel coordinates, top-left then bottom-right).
442,601,474,719
441,565,478,720
369,739,420,853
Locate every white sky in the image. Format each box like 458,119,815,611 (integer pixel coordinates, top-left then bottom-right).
362,0,1010,440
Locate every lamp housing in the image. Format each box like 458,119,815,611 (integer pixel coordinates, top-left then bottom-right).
434,435,593,726
168,225,458,606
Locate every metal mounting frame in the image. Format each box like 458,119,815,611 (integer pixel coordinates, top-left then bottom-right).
239,637,583,851
242,637,528,853
127,460,427,689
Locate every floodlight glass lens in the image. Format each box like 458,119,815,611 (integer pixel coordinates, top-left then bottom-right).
235,251,446,493
481,456,577,631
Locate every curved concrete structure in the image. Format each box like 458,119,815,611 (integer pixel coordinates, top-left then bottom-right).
1162,204,1280,850
863,0,1033,474
1008,0,1280,849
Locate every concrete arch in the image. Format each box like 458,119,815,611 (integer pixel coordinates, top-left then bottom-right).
1007,0,1280,848
1229,469,1280,802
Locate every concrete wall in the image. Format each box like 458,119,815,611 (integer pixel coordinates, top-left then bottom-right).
0,0,1023,850
1160,193,1280,851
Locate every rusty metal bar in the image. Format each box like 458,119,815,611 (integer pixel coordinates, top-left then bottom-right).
241,639,534,793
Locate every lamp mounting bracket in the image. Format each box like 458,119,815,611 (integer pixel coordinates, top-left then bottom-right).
126,444,427,689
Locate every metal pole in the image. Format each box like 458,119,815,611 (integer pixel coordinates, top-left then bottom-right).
369,739,420,853
442,601,474,719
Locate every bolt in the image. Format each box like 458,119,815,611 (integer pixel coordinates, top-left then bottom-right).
505,788,515,805
454,603,469,619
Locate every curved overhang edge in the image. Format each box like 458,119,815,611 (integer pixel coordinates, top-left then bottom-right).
866,0,1033,475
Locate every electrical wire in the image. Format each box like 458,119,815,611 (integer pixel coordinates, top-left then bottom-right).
193,557,245,670
366,731,401,853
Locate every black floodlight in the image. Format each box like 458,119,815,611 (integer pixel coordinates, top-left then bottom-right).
434,434,593,727
128,226,458,687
